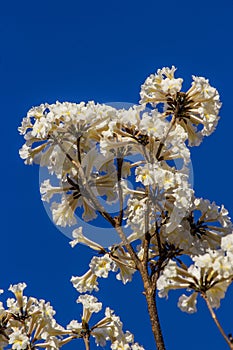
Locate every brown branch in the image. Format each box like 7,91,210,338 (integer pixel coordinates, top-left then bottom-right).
201,292,233,349
83,334,90,350
140,267,166,350
77,136,82,164
116,157,124,226
156,116,176,160
142,186,151,268
114,223,141,271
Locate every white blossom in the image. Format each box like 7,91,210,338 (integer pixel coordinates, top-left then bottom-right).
89,254,114,278
71,270,99,293
77,294,102,323
70,226,104,251
8,329,30,350
178,293,198,314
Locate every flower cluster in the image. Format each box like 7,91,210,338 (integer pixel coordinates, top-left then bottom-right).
68,294,144,349
0,283,144,350
0,283,73,350
18,66,233,348
18,66,232,289
157,235,233,314
18,67,227,251
140,66,221,146
70,227,137,292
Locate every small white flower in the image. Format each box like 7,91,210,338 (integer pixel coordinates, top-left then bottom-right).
9,283,27,309
178,293,198,313
71,270,99,293
78,294,102,323
89,255,114,278
221,233,233,253
70,226,104,251
66,320,82,331
9,329,30,350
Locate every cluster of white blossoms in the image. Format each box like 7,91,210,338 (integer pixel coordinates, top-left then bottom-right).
157,233,233,313
140,66,221,146
0,282,72,349
70,227,137,292
0,283,144,350
18,66,233,348
18,67,227,240
68,294,144,349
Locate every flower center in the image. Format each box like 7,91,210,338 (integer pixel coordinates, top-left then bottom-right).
166,92,194,120
188,213,208,239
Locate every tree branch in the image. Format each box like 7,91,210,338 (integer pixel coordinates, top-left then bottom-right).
83,334,90,350
202,292,233,349
140,268,166,350
116,156,124,226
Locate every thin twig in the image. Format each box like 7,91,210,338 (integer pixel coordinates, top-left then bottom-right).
156,116,176,160
142,186,151,268
116,156,124,226
202,292,233,349
77,136,82,163
83,334,90,350
114,224,141,270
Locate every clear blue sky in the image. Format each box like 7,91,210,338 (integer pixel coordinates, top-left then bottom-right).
1,1,233,349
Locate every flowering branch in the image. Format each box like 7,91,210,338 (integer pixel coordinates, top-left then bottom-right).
17,65,232,350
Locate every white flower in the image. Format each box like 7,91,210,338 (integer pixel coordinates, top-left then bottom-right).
38,336,61,350
126,197,147,231
31,116,51,139
71,270,99,293
118,105,143,127
191,198,232,247
70,226,104,251
19,143,47,165
140,66,183,104
111,339,131,349
40,179,65,202
165,185,194,234
51,196,78,227
205,280,230,309
115,263,135,284
111,248,136,284
18,101,117,167
66,320,82,332
135,163,156,186
38,299,56,319
139,110,168,138
89,255,114,278
165,197,232,253
77,294,102,323
18,115,32,135
178,293,198,313
91,327,111,346
9,283,27,309
164,124,190,164
9,329,30,350
221,233,233,253
212,255,233,278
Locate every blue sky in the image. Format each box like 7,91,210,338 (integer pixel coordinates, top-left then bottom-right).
1,0,233,349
